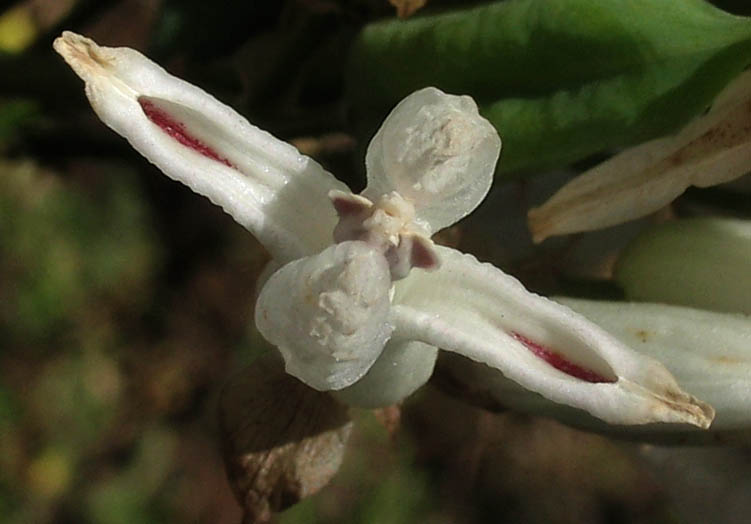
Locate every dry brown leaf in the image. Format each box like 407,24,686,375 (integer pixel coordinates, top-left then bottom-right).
219,354,352,523
388,0,428,19
289,132,356,159
528,71,751,243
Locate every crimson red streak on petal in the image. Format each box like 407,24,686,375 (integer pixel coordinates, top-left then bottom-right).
511,332,615,383
138,98,234,168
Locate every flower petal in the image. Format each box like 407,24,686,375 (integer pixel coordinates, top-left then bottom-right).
333,339,438,408
390,246,714,427
53,31,347,262
560,299,751,432
449,299,751,442
255,241,394,391
528,70,751,242
364,87,501,234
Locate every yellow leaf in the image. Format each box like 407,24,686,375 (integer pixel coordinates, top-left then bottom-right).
0,6,37,53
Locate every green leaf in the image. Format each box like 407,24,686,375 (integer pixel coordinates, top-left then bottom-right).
348,0,751,175
614,218,751,314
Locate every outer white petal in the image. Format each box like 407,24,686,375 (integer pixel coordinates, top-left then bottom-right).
390,246,714,427
529,71,751,242
453,299,751,443
561,299,751,431
333,339,438,408
255,241,394,391
364,87,501,234
54,31,347,262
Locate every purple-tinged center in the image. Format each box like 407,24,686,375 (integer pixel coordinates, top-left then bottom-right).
139,98,234,168
511,332,615,383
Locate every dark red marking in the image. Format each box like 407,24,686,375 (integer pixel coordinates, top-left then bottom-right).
409,235,440,270
330,193,370,218
138,97,234,168
511,332,615,383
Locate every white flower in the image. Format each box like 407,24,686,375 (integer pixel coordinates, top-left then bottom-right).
54,31,713,428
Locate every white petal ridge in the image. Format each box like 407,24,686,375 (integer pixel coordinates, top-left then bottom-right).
559,299,751,432
54,31,347,262
390,246,714,427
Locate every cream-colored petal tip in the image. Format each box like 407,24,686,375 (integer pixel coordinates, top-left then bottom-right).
621,374,714,428
659,388,715,429
614,366,714,428
527,206,554,243
53,31,110,80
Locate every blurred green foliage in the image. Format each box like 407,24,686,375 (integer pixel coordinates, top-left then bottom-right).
280,412,432,524
0,161,159,344
0,100,37,147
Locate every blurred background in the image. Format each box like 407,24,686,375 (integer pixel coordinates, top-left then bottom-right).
2,1,751,523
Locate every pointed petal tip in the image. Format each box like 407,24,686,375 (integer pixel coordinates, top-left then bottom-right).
53,31,91,60
53,31,110,82
625,378,715,429
661,388,715,430
527,204,561,244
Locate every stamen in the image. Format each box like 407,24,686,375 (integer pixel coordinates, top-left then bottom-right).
408,235,440,270
139,97,234,168
511,332,615,383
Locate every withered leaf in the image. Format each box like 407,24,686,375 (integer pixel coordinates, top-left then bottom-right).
528,71,751,242
219,354,352,523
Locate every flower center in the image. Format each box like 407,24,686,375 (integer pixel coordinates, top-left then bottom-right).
329,190,440,280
